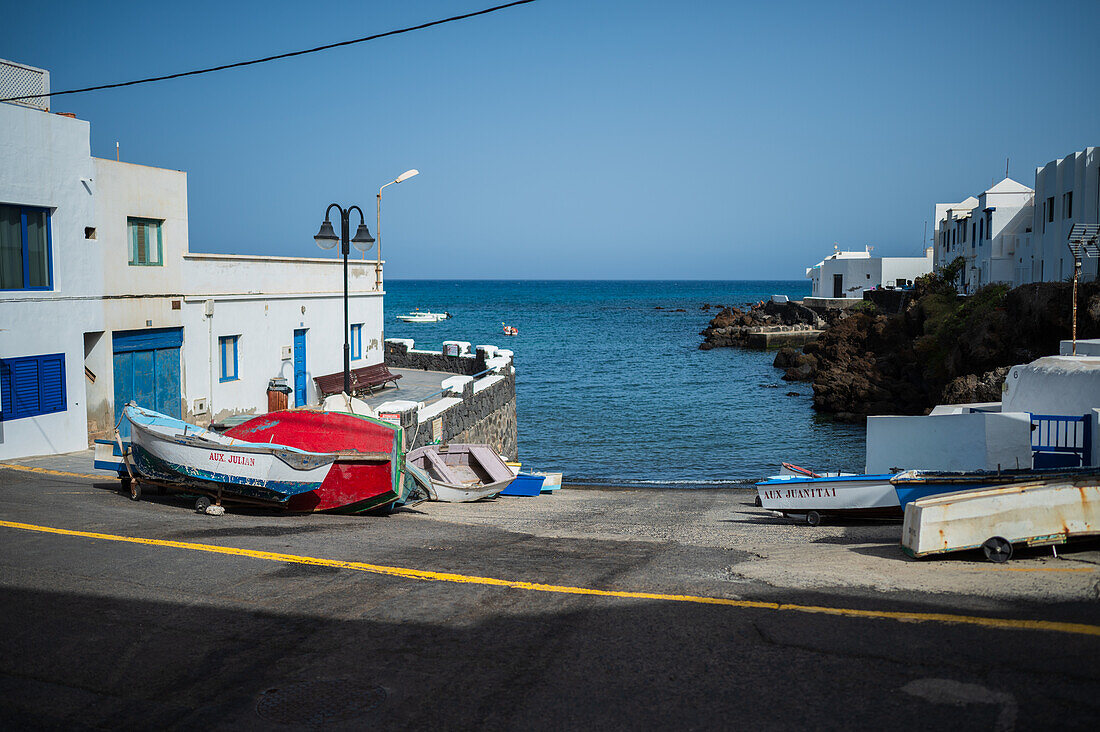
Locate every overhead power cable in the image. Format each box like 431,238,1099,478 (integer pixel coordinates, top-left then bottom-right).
1,0,536,103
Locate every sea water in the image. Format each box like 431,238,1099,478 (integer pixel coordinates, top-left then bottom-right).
385,280,865,487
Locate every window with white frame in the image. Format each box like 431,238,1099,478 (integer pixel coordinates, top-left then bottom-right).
1063,191,1073,219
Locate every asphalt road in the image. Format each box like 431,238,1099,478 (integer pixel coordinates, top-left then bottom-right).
0,465,1098,730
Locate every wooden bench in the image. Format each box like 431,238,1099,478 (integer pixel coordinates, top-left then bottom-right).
313,363,402,399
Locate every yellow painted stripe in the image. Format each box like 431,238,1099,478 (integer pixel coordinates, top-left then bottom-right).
1,518,1098,637
0,464,106,480
984,565,1094,573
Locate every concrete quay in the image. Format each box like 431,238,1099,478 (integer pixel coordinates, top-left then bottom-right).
1,460,1098,729
745,327,824,349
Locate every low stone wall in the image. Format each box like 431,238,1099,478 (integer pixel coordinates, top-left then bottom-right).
384,339,487,375
378,339,518,460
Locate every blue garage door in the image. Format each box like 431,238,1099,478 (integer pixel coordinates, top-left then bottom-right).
113,327,182,437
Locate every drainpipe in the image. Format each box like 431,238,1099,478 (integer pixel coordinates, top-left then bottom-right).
205,299,214,423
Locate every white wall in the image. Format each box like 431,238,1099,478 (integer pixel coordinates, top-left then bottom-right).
1002,356,1100,416
180,288,383,422
0,103,102,459
865,412,1033,474
1032,149,1099,284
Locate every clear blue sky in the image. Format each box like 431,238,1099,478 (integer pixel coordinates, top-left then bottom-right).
7,0,1099,279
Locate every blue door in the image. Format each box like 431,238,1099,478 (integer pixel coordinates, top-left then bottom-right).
113,328,183,437
293,329,307,407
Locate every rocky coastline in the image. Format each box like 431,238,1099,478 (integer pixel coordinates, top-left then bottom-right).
699,274,1100,422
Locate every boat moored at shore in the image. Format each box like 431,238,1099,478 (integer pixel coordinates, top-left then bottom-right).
756,472,901,525
124,405,336,506
406,443,515,502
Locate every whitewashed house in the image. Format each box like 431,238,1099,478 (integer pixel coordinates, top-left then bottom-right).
806,246,932,299
932,178,1035,292
0,60,385,460
1018,147,1099,285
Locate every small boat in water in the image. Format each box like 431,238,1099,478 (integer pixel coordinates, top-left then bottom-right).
502,322,518,336
396,309,450,323
405,444,515,502
223,409,406,513
901,476,1100,562
124,404,335,505
755,471,901,525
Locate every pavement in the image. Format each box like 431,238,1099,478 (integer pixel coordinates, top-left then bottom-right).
360,367,453,409
1,454,1099,730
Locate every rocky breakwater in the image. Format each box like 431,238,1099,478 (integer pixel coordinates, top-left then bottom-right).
772,263,1100,422
698,300,833,350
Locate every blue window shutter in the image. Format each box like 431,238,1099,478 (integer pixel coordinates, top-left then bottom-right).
39,354,65,412
0,361,11,420
11,359,41,417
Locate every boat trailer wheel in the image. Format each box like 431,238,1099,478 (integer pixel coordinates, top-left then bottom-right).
806,510,822,527
982,536,1013,563
129,480,141,501
194,495,212,513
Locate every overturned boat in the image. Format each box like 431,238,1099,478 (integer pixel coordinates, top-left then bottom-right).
223,409,406,513
124,404,335,505
405,444,515,502
901,475,1100,562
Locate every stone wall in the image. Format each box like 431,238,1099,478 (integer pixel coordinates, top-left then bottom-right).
378,340,518,460
384,340,487,375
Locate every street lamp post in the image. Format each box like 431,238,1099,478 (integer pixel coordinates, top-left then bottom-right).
375,169,419,290
314,204,375,396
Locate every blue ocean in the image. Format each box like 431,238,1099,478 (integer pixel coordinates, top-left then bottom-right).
385,280,866,487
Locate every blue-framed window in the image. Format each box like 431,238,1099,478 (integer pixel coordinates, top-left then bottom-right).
127,217,163,266
219,336,239,382
351,323,363,360
0,204,52,291
0,353,66,421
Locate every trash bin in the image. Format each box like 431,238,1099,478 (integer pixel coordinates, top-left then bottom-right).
267,377,292,412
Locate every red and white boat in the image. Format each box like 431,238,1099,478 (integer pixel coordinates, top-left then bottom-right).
224,410,407,513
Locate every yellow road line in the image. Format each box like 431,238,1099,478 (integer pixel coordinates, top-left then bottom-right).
1,518,1098,638
984,566,1094,573
0,464,106,480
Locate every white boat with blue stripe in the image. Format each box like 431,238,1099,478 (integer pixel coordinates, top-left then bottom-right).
125,404,337,505
756,467,902,524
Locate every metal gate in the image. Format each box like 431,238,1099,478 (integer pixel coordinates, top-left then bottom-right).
113,327,182,437
1031,414,1092,469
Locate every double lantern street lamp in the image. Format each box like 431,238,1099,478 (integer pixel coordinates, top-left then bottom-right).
314,204,375,396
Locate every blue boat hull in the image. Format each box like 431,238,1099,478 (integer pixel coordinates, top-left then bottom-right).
499,473,545,496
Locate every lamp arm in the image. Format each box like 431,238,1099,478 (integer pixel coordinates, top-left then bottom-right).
324,202,344,221
347,204,366,226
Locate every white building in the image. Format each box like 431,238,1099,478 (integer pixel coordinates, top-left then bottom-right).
806,246,933,299
932,178,1034,292
1018,147,1100,285
932,149,1099,290
0,60,385,460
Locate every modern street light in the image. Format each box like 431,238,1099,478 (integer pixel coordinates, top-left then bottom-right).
315,203,375,396
374,169,419,290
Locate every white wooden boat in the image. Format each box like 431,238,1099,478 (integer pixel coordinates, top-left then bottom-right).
533,471,563,492
405,443,515,502
396,310,450,323
902,477,1100,562
755,472,901,525
125,404,336,504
